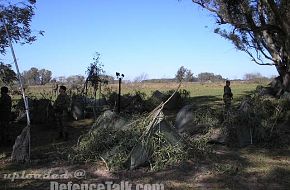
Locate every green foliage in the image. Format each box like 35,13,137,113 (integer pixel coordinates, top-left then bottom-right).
175,66,197,82
70,116,147,170
22,67,52,85
191,0,289,68
13,95,54,124
149,133,186,171
84,52,107,95
0,63,17,85
175,66,187,82
68,109,214,171
191,106,221,127
198,72,224,82
224,94,290,146
0,0,42,54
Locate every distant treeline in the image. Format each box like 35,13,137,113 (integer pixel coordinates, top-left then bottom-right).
8,66,273,87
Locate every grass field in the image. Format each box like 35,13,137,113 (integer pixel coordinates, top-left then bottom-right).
24,81,262,101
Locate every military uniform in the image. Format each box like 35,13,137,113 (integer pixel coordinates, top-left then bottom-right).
54,93,70,140
0,92,12,144
223,85,233,111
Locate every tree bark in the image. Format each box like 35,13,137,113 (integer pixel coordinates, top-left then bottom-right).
274,64,290,96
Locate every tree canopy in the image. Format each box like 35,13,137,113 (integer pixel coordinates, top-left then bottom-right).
22,67,52,85
190,0,290,92
0,0,42,54
0,63,17,85
191,0,289,66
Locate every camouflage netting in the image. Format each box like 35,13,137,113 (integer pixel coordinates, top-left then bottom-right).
105,89,189,114
227,94,290,147
11,126,30,162
174,89,290,148
147,90,185,110
175,104,225,144
67,88,213,171
65,86,290,171
14,98,54,125
71,94,86,120
70,107,186,171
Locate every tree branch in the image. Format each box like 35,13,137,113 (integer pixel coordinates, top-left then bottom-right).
248,32,274,61
244,49,276,66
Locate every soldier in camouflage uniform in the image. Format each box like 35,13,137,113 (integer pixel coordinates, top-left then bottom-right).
0,87,12,144
53,85,70,140
223,80,233,112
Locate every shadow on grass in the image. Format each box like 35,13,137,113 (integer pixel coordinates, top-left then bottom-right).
261,167,290,189
187,96,222,107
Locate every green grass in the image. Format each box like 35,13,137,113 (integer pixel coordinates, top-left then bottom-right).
110,81,261,98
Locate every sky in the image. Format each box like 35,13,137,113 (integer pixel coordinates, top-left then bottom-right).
2,0,278,80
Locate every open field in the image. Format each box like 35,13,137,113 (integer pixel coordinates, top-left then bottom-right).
111,81,259,97
24,81,262,100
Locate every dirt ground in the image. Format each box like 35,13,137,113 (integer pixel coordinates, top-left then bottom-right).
1,117,290,190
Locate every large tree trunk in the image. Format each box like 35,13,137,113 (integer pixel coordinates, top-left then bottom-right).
283,72,290,92
274,65,290,96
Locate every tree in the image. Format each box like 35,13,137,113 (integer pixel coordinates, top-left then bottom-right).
198,72,214,82
243,72,269,83
214,74,223,82
39,69,52,85
84,52,106,96
56,76,66,84
197,72,224,82
0,63,17,85
66,75,85,85
22,67,40,85
185,69,196,82
0,0,43,55
175,66,187,82
189,0,290,94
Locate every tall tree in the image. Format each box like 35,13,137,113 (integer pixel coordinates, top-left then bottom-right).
84,52,105,95
185,69,195,82
0,0,43,54
22,67,39,85
189,0,290,94
66,75,85,85
175,66,187,82
198,72,215,82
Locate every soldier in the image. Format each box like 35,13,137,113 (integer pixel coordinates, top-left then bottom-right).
53,85,70,140
223,80,233,112
0,86,12,144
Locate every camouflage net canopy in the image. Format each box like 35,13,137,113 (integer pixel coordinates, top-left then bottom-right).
14,97,54,125
66,86,290,171
67,87,211,171
70,108,187,171
11,126,30,162
105,89,188,114
227,92,290,147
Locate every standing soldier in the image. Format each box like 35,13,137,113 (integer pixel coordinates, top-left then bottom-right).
0,87,12,144
223,80,233,112
53,85,70,140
